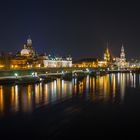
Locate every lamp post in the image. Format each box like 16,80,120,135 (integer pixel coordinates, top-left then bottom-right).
14,73,18,78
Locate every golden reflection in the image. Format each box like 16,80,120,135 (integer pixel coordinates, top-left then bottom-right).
11,86,15,110
35,84,40,105
0,73,134,115
27,85,32,111
11,85,19,112
21,85,32,112
57,78,61,99
44,84,49,104
0,85,4,113
95,77,99,91
90,74,118,102
90,77,92,93
112,74,116,97
15,85,19,111
86,75,90,93
79,81,84,94
92,77,95,94
63,82,67,97
73,78,77,95
39,83,43,95
103,75,110,101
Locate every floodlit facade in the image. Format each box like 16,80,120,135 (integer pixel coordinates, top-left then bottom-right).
114,45,129,69
38,55,72,68
73,58,98,68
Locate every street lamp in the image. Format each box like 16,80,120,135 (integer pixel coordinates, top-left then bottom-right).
14,73,18,78
32,72,35,77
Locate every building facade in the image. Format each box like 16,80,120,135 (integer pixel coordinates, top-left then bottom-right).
38,55,72,68
9,37,72,69
114,45,129,69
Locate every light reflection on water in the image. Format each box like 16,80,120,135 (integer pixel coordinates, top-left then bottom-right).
0,73,139,116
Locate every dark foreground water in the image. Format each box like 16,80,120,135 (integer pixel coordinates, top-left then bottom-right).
0,73,140,139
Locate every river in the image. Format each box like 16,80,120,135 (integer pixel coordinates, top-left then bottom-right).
0,73,140,138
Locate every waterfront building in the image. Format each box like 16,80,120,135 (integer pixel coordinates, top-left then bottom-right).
98,60,108,68
10,56,28,69
129,59,140,68
114,45,129,69
9,37,72,69
73,58,98,68
38,54,72,68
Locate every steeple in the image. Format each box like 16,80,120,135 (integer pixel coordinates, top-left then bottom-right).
121,44,124,53
120,44,126,60
104,42,111,62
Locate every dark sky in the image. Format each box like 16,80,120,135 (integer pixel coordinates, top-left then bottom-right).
0,0,140,60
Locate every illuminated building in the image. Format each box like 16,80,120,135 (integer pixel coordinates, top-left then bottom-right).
73,58,98,68
104,47,111,62
98,60,108,68
10,56,28,69
114,45,129,69
20,36,35,57
129,59,140,68
9,36,72,69
0,52,13,69
38,54,72,68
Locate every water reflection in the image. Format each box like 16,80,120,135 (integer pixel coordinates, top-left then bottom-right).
0,86,4,114
11,85,19,112
0,73,140,116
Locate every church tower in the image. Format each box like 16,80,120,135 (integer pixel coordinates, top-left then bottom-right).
120,45,126,61
104,47,110,62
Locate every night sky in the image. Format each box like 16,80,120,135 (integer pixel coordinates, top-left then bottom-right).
0,0,140,60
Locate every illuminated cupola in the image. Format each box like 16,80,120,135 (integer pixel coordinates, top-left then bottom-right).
20,36,35,57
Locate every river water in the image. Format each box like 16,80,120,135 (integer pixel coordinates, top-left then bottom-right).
0,73,140,138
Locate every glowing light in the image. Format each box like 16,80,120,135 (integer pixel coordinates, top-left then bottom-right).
14,73,18,77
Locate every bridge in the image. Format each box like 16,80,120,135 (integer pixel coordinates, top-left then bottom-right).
0,67,136,79
0,67,93,77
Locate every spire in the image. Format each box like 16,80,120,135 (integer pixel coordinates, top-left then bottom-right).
120,44,125,60
106,41,110,54
106,47,109,54
104,42,111,62
121,44,124,52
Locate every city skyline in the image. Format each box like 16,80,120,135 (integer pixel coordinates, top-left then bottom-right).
0,0,140,59
0,36,134,61
1,1,140,138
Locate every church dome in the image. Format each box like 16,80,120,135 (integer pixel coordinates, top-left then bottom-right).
21,48,30,56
